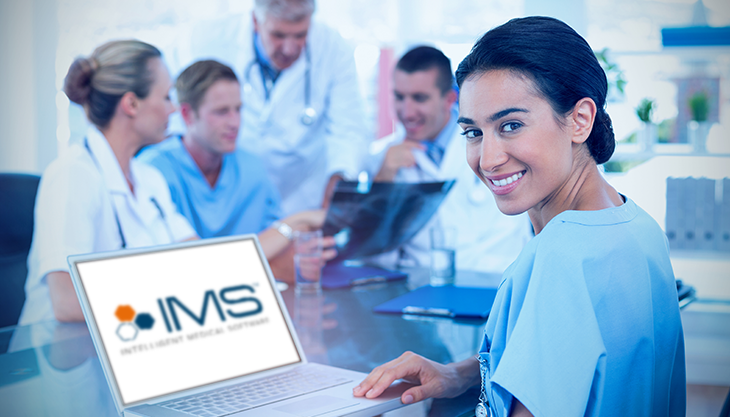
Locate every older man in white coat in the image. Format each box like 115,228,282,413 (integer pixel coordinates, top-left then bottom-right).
368,46,532,274
237,0,369,215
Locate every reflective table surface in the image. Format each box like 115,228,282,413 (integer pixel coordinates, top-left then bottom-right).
0,268,499,417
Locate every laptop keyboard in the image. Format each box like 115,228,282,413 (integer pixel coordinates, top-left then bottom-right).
159,367,352,417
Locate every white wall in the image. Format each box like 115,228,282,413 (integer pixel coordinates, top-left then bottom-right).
3,0,725,175
0,1,38,173
0,0,58,175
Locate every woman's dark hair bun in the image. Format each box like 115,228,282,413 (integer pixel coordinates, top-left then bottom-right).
589,108,616,165
64,57,96,105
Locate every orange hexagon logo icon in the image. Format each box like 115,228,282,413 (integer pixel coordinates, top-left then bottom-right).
115,305,136,322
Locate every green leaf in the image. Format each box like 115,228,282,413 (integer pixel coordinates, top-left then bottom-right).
688,91,709,122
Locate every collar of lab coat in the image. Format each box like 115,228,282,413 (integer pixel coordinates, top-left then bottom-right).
86,126,172,231
266,48,307,103
424,106,459,158
244,41,308,125
85,125,138,196
253,32,278,78
246,25,309,90
413,107,460,177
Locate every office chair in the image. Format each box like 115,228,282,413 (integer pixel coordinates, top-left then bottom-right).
0,173,41,328
720,387,730,417
676,279,696,309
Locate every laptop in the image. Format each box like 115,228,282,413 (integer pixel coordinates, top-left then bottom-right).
67,234,409,417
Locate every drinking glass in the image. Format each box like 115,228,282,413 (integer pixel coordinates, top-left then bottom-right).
430,226,456,286
293,230,323,294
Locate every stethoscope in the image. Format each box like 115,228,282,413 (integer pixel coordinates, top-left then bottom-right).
243,40,317,126
476,353,493,417
84,138,174,248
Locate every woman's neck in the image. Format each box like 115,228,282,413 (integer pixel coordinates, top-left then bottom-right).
100,123,141,194
528,155,623,234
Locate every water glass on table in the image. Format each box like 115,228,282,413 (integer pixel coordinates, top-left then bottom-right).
293,230,323,294
430,226,456,286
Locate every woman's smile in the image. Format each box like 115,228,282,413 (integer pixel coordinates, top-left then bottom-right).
483,170,526,195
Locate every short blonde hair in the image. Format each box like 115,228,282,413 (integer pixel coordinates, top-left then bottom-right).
64,40,161,128
176,60,238,112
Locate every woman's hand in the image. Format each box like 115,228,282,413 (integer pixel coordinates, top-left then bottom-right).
47,271,85,322
353,352,480,405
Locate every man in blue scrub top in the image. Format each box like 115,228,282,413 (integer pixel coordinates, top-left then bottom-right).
140,60,328,277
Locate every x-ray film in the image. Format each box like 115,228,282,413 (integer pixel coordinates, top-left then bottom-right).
323,180,455,262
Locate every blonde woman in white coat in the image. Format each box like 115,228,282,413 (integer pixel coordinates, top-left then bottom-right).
19,40,198,325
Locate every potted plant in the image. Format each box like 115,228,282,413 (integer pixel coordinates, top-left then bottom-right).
635,98,656,151
687,90,710,153
595,48,627,102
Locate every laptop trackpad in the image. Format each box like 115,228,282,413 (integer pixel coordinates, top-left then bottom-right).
274,395,358,416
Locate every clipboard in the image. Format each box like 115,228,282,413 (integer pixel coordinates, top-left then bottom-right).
321,262,407,289
373,285,498,319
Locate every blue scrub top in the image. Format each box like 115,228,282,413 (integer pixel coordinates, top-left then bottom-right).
479,197,685,417
139,137,282,238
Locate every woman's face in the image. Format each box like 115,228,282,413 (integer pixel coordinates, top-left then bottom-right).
134,58,175,146
459,70,578,216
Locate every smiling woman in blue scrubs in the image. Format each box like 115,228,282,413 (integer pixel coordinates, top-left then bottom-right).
354,17,685,416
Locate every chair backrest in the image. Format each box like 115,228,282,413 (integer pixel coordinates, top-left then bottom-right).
0,173,41,328
720,387,730,417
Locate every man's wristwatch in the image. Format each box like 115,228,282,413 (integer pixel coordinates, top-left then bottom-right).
271,220,293,241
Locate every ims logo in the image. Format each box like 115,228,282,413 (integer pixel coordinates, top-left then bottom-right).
114,305,154,342
115,284,262,342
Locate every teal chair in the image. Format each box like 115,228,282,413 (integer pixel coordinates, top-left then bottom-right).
0,173,40,328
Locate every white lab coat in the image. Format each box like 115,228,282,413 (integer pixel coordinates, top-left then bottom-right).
367,126,533,274
237,22,370,215
18,126,196,325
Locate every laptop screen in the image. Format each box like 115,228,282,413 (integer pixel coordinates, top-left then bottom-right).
73,237,302,406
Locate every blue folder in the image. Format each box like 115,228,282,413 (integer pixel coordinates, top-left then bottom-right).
321,263,407,289
373,285,498,319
